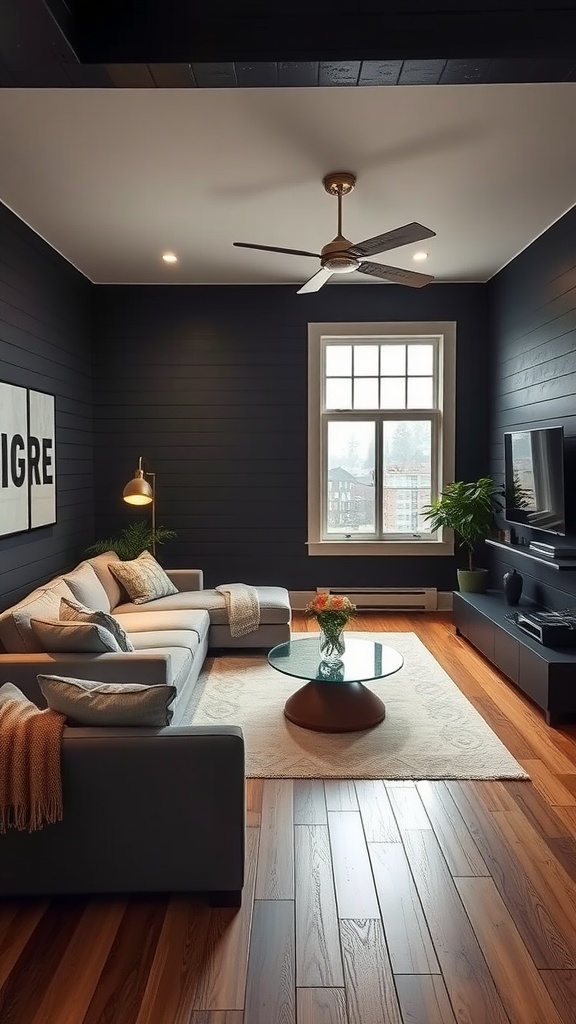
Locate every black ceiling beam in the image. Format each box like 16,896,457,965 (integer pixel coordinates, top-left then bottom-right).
69,3,576,64
0,0,80,86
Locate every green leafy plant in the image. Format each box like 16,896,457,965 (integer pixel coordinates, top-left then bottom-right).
422,477,503,571
84,520,177,561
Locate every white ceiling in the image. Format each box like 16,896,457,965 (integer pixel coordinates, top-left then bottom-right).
1,84,576,287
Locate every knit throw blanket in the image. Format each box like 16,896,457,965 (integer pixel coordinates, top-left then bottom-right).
0,683,66,833
215,583,261,637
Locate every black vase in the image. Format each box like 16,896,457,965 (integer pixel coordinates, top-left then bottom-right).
503,568,523,605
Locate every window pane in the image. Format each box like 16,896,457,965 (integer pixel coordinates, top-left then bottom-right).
380,344,405,375
354,345,379,375
380,378,406,409
326,378,352,409
407,378,433,408
326,344,351,376
407,344,434,375
327,421,375,534
382,421,432,534
354,378,379,409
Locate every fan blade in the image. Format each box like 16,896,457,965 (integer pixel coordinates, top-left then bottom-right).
349,222,436,258
358,261,434,288
233,242,320,258
297,267,334,294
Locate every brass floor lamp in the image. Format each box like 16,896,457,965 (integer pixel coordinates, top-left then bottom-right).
122,456,156,556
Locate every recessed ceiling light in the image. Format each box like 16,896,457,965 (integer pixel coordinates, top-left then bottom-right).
162,251,178,263
413,251,428,262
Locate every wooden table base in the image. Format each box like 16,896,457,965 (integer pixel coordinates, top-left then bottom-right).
284,680,386,733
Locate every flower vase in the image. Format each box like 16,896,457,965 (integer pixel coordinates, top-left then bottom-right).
319,627,346,667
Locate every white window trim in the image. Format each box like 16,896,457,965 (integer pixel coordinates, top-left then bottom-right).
307,321,456,556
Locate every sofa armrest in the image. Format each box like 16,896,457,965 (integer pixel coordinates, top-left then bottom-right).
0,651,173,707
0,726,246,899
165,568,203,592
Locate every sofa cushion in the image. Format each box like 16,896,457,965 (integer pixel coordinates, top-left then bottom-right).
63,564,111,613
60,597,135,653
0,580,76,654
128,628,202,656
114,608,210,643
30,618,123,654
115,586,291,625
84,551,124,611
37,675,177,727
109,551,179,605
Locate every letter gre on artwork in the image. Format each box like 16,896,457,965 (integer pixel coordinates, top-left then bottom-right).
0,381,56,537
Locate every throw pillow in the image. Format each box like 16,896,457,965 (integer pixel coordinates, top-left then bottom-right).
108,550,179,605
30,619,122,654
37,675,177,726
59,597,134,652
63,563,111,613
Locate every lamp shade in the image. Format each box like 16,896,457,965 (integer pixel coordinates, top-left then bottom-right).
123,458,153,505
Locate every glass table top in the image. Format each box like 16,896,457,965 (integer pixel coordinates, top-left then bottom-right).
268,636,404,684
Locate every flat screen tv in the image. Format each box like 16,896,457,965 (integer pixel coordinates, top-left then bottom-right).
503,425,566,535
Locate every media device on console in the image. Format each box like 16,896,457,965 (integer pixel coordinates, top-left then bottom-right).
513,609,576,647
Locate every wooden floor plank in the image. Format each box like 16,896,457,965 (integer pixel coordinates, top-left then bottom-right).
448,780,576,969
456,876,565,1024
402,829,510,1024
327,812,380,919
369,841,439,974
133,898,212,1024
340,919,402,1024
354,780,401,842
294,780,327,824
244,901,295,1024
296,987,347,1024
254,780,294,899
518,759,576,807
295,825,343,987
192,1013,243,1023
194,826,260,1012
387,785,432,830
0,902,48,989
325,781,358,811
246,779,263,826
83,898,168,1024
539,970,576,1023
28,900,126,1024
417,780,489,876
394,975,458,1024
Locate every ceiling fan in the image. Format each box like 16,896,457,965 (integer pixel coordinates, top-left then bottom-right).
233,172,436,293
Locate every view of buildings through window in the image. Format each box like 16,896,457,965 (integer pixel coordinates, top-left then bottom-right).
324,340,437,538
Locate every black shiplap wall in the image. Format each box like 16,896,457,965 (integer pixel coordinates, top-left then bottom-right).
94,283,488,590
488,204,576,610
0,203,94,610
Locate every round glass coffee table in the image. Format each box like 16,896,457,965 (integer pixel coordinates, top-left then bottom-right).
268,636,404,733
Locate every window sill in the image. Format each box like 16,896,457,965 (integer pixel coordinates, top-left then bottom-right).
307,541,455,556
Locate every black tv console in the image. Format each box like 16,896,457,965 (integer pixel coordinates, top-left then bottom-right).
452,591,576,726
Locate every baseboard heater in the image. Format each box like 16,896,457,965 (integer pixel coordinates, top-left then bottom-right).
317,587,438,611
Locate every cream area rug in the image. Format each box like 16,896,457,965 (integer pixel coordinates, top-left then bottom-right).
183,632,529,780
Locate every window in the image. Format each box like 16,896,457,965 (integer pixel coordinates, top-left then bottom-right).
308,322,456,556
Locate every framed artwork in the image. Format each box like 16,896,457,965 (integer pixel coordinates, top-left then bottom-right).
0,381,56,538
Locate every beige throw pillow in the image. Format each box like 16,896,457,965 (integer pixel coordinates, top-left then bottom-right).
108,550,178,605
37,675,176,726
59,597,134,652
30,619,122,654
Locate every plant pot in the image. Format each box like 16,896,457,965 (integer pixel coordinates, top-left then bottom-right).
457,568,489,594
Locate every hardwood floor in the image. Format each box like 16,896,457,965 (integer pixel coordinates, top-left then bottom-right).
2,612,576,1023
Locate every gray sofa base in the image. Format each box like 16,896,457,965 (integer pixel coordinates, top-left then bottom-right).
0,727,245,905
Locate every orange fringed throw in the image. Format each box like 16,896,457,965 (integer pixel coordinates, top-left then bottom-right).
0,685,66,833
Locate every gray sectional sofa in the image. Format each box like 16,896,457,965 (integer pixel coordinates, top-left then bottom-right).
0,552,291,905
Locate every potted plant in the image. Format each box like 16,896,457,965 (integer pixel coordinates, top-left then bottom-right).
422,477,502,593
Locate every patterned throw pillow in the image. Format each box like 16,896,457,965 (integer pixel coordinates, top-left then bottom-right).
108,550,179,605
37,675,176,726
30,619,122,654
59,597,134,652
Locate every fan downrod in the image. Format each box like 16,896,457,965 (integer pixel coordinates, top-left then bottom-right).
323,172,356,196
